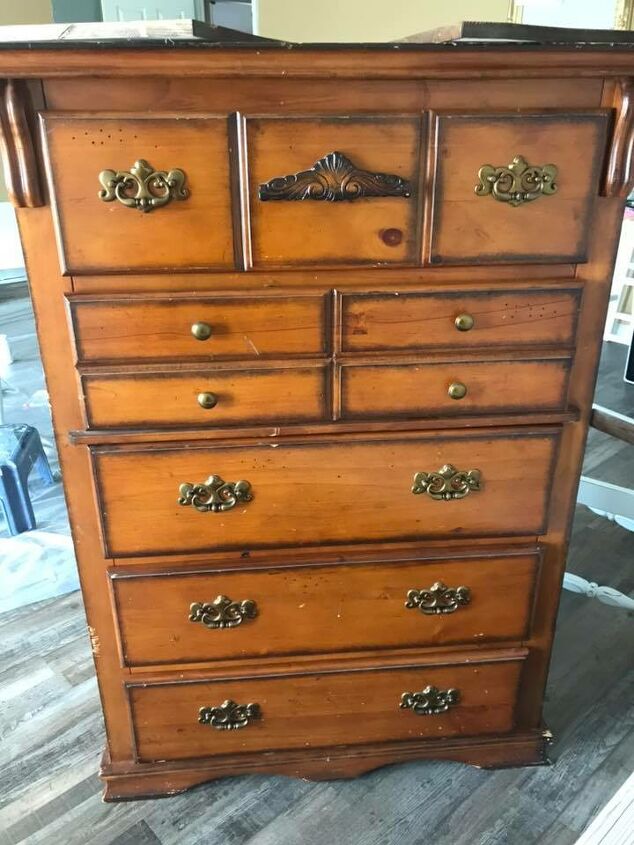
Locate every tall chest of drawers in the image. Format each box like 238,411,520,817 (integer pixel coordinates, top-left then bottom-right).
2,25,633,800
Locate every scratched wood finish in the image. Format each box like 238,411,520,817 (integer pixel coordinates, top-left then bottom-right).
247,116,423,267
429,112,609,264
339,287,581,352
82,364,329,429
128,652,525,762
41,114,234,273
4,31,633,801
93,431,558,557
339,356,571,419
111,551,539,667
68,294,328,362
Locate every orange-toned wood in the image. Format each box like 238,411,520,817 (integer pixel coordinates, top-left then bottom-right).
339,286,581,352
429,112,609,264
100,728,549,799
128,650,525,762
40,113,234,273
0,80,43,207
82,363,328,429
111,550,539,667
247,116,423,267
43,77,605,114
339,356,571,419
93,430,559,557
68,293,328,362
3,35,629,800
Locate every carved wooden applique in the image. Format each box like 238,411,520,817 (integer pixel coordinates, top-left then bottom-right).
258,150,412,202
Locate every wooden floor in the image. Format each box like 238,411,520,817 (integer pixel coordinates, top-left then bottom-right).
0,305,633,845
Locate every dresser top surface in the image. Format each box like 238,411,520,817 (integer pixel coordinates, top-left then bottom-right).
2,19,634,51
2,20,634,79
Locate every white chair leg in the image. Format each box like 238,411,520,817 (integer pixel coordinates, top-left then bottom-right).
563,573,634,610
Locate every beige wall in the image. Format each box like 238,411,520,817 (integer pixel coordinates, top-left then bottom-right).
0,1,53,202
254,0,510,42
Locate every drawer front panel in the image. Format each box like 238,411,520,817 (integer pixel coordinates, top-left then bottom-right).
69,294,327,362
128,655,524,761
112,551,539,667
42,114,234,273
340,287,581,353
94,431,558,557
82,365,328,429
248,116,423,267
340,357,570,419
429,112,608,265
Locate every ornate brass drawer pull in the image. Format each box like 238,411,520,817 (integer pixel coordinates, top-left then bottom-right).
199,699,261,731
98,158,188,212
190,596,258,629
406,582,471,615
258,150,411,202
400,686,460,716
447,382,467,400
454,313,474,332
475,155,557,207
178,475,252,513
412,464,481,501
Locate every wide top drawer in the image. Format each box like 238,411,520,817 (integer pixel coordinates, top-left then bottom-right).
92,430,559,558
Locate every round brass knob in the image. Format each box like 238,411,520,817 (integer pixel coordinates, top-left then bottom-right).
448,382,467,400
191,321,213,341
454,313,475,332
197,392,218,409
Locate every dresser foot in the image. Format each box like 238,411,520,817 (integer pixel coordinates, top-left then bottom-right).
100,730,551,801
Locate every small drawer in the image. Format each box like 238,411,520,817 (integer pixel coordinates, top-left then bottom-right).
92,430,558,558
68,293,328,363
82,364,328,429
429,111,608,265
340,287,581,353
248,115,423,267
41,113,234,273
111,550,539,667
128,651,525,762
339,356,571,420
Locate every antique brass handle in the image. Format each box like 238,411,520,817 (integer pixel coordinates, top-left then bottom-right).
178,475,252,513
190,596,258,629
405,582,471,615
454,313,474,332
448,382,467,400
199,700,261,731
191,321,213,341
197,392,218,409
475,155,558,207
98,159,188,212
400,686,460,716
412,465,481,501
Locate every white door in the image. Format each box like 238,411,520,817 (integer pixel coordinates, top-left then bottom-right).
101,1,207,20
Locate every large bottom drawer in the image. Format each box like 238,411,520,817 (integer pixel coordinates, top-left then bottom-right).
128,651,525,762
93,429,559,557
112,549,539,667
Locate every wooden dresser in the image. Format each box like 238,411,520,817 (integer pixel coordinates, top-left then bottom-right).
2,22,633,801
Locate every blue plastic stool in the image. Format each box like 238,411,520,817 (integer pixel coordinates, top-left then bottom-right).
0,424,55,535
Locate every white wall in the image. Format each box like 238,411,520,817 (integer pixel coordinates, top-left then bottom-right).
254,0,510,42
